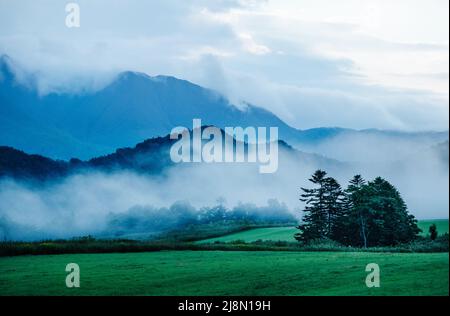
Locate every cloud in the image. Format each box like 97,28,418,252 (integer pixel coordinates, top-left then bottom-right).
0,0,448,130
237,33,271,55
0,140,448,240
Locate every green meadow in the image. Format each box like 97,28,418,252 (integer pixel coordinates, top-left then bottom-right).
0,219,448,296
198,220,449,244
0,251,448,296
418,219,449,237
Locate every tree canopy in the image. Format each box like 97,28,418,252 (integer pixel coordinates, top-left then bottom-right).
296,171,421,247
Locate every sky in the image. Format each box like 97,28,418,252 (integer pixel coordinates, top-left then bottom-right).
0,0,448,131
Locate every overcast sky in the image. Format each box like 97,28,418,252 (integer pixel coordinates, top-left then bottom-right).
0,0,448,131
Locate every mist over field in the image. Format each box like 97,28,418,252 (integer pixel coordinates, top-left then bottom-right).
0,140,447,240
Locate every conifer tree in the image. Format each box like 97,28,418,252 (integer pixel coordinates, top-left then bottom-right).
295,170,328,242
296,173,421,247
343,175,369,247
323,177,345,241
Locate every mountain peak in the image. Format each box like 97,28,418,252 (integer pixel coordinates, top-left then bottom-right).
0,54,15,82
117,70,151,81
0,54,12,65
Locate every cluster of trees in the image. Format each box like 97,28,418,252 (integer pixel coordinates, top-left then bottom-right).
103,199,295,238
198,199,295,225
295,170,421,247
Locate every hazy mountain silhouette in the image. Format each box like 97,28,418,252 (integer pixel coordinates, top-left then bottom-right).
1,55,448,161
0,128,344,181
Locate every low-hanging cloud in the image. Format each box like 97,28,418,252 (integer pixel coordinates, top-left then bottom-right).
0,142,448,241
0,0,448,130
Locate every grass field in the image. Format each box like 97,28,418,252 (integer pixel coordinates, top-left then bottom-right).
0,219,448,296
198,220,449,244
418,219,449,236
0,251,447,296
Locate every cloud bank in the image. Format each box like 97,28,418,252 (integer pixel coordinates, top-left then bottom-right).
0,0,448,131
0,142,448,240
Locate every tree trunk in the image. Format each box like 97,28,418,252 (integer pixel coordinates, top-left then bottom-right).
359,214,368,248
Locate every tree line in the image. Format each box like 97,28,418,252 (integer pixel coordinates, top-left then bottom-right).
296,170,421,247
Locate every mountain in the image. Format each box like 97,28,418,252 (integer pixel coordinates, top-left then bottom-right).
0,130,344,181
0,134,177,180
1,55,448,160
0,146,69,180
0,55,300,160
432,141,449,166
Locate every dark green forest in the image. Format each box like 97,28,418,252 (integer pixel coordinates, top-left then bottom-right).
296,170,421,247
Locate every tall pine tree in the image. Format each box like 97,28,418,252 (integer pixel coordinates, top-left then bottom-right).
296,170,345,242
295,170,328,242
323,177,346,241
343,175,369,247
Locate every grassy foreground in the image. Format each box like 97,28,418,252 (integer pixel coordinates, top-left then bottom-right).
0,251,448,296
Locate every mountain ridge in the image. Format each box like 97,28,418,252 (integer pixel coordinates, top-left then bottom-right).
0,127,344,181
1,55,448,160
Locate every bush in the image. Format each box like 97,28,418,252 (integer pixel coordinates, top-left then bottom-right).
0,234,447,257
230,240,246,245
303,238,345,250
